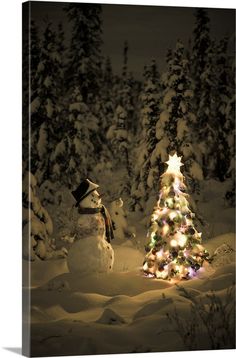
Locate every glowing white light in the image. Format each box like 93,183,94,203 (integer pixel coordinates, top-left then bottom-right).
188,267,196,278
165,153,184,174
146,273,155,278
173,183,179,191
156,250,163,258
178,235,187,247
183,250,189,257
170,239,178,247
162,224,169,236
173,179,181,193
169,211,177,220
162,208,168,214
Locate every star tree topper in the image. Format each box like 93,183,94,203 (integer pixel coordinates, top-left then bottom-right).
165,153,184,174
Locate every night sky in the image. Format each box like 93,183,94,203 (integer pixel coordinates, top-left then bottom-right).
30,1,235,78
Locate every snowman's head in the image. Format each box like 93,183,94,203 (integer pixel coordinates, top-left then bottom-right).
79,190,102,208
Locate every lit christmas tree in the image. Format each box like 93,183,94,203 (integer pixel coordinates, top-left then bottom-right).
143,153,210,281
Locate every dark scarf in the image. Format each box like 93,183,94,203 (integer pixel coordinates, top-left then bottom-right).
77,205,114,243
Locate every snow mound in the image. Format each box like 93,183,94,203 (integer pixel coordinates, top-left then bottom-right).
177,287,201,298
204,233,235,254
211,243,235,268
41,269,171,296
113,245,143,272
96,308,126,325
31,305,52,323
133,297,173,320
210,262,235,278
203,272,235,292
47,277,71,292
23,258,69,288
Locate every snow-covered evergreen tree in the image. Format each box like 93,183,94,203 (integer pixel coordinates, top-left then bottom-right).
214,38,235,181
130,61,161,211
51,86,100,189
106,105,132,195
89,57,115,148
224,44,235,206
191,8,211,111
190,9,235,183
190,9,220,179
23,20,41,171
104,56,113,90
31,23,62,184
64,3,103,102
114,41,140,134
151,41,203,192
119,42,134,123
107,105,131,168
56,22,67,97
122,72,136,131
22,172,67,261
195,40,222,178
30,20,42,96
100,56,116,131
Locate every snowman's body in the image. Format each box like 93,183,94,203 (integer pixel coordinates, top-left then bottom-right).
67,191,114,275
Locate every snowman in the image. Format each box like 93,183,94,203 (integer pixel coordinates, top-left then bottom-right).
67,179,115,275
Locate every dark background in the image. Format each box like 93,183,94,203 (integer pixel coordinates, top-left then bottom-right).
31,1,235,77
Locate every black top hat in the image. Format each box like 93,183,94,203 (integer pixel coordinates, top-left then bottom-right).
71,179,99,207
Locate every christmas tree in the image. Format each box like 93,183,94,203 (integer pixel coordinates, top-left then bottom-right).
143,153,210,281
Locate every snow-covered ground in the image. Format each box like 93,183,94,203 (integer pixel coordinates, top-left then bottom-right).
24,177,235,356
26,233,235,356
